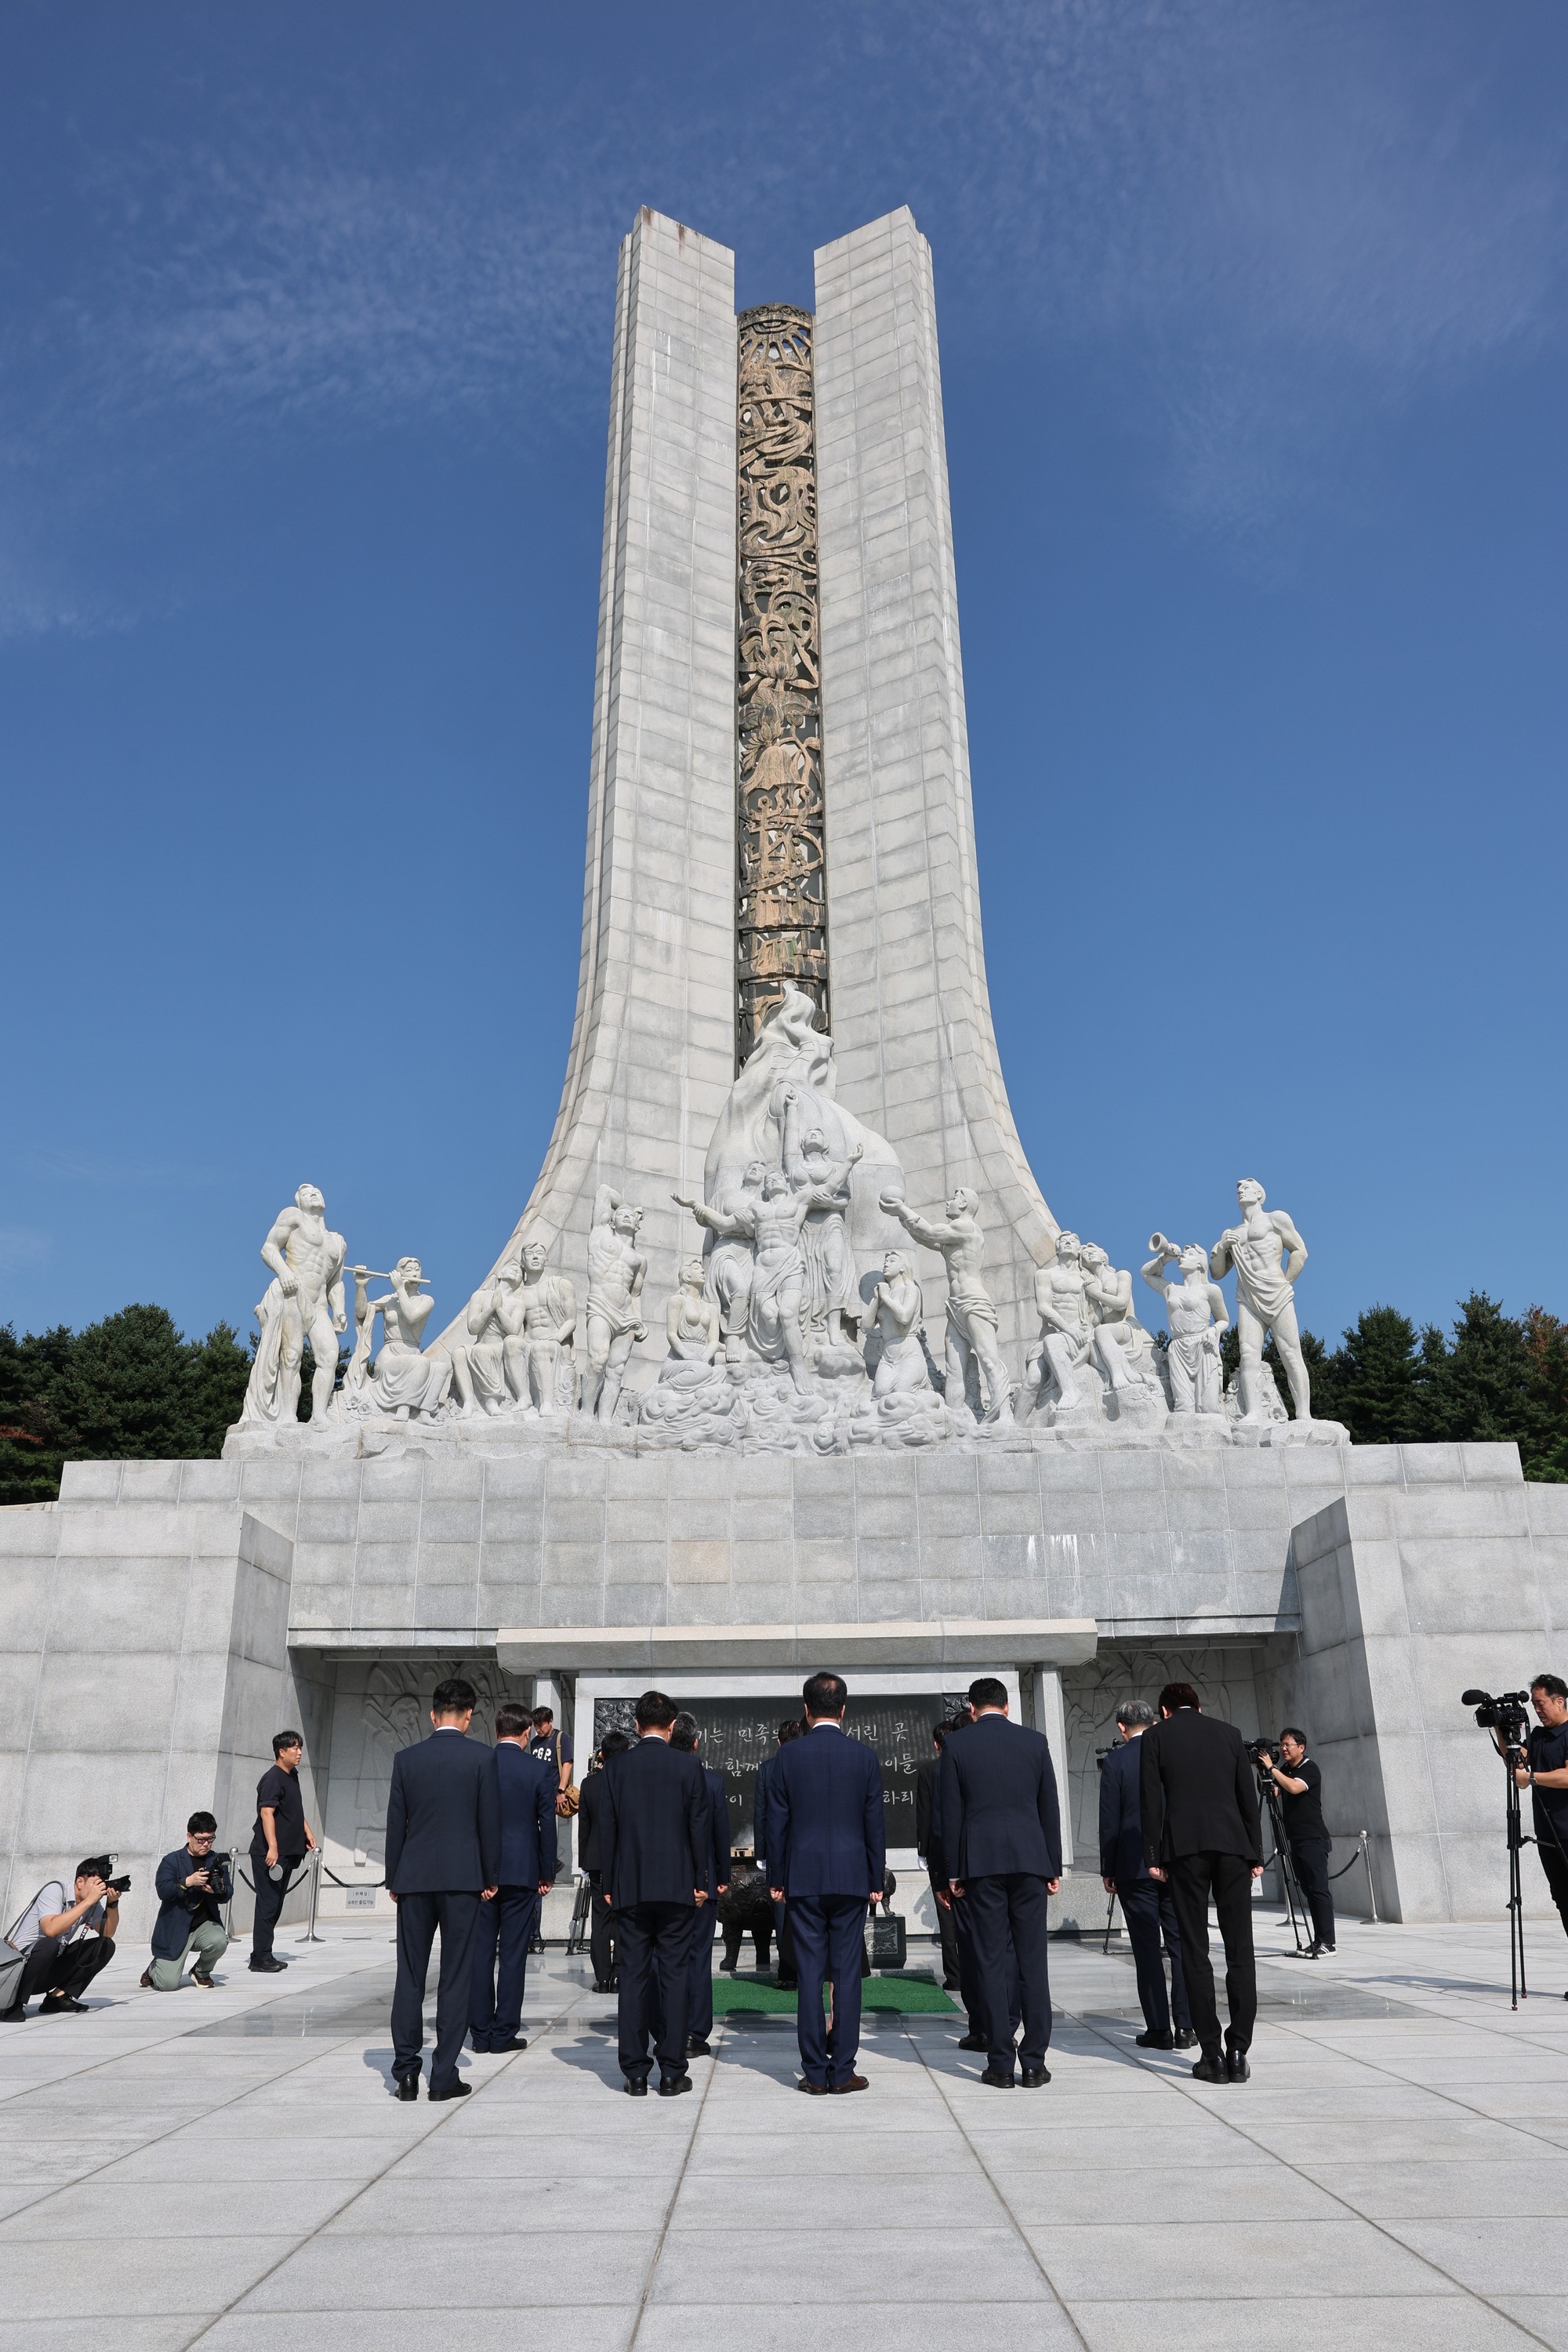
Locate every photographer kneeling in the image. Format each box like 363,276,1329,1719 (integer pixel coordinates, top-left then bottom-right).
2,1860,122,2020
140,1813,231,1992
1259,1729,1335,1957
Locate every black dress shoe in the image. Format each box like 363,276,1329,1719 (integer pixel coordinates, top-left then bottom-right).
980,2066,1015,2089
593,1980,615,1994
776,1976,799,1991
942,1976,961,1991
718,1958,738,1974
687,2037,712,2056
657,2073,693,2097
1019,2066,1050,2088
1174,2028,1197,2049
1225,2047,1251,2082
487,2035,528,2053
39,1996,86,2016
624,2077,648,2096
394,2074,420,2101
797,2077,829,2095
1134,2028,1174,2049
249,1958,287,1973
1190,2053,1227,2084
1,2004,26,2024
956,2031,989,2052
830,2074,869,2094
427,2079,472,2101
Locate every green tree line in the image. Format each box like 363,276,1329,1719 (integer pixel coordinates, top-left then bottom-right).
2,1288,1566,1507
1223,1292,1568,1480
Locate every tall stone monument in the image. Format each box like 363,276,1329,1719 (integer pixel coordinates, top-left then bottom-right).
453,205,1056,1388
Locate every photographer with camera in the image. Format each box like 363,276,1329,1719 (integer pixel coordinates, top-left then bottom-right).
1512,1675,1568,1961
140,1813,231,1991
2,1859,125,2020
1254,1729,1335,1956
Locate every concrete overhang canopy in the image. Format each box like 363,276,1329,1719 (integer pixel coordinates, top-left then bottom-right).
494,1618,1098,1675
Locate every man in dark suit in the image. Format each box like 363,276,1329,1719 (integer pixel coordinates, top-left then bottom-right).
470,1702,557,2055
385,1676,501,2101
768,1671,884,2095
1099,1699,1194,2052
753,1719,802,1988
600,1689,709,2096
1140,1679,1264,2083
670,1712,730,2057
916,1719,962,1992
934,1676,1060,2089
577,1730,630,1991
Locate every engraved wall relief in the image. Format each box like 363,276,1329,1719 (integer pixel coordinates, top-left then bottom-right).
735,304,829,1065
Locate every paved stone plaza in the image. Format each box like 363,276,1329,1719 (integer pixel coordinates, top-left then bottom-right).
5,1917,1568,2350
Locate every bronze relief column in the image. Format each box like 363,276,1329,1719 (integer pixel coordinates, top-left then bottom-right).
735,304,829,1067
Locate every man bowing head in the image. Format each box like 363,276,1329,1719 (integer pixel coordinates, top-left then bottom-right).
600,1690,709,2096
768,1672,885,2096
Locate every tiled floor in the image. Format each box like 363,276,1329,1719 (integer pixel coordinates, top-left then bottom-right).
4,1915,1568,2350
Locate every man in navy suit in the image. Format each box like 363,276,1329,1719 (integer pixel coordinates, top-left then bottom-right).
934,1676,1060,2089
1098,1698,1193,2053
670,1713,730,2057
470,1701,558,2055
600,1689,709,2096
767,1671,884,2095
385,1676,501,2101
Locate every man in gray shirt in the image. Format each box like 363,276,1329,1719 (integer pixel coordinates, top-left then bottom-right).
3,1860,122,2020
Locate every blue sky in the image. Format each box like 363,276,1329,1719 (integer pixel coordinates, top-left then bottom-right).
2,1,1565,1352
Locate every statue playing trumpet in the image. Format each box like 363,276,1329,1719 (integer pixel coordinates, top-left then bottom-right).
1141,1234,1229,1417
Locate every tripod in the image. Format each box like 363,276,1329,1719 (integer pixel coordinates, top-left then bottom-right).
1501,1737,1530,2011
1258,1771,1310,1953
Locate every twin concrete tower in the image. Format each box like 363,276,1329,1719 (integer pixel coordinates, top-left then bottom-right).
483,206,1055,1377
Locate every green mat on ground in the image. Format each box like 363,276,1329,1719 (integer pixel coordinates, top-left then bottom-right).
713,1973,956,2015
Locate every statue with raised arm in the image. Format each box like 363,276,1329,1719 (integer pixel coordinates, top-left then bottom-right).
665,1258,722,1367
1142,1237,1229,1416
879,1185,1013,1423
1080,1242,1163,1396
1210,1178,1312,1424
448,1260,526,1417
1029,1230,1099,1417
347,1259,452,1420
506,1239,578,1414
579,1186,648,1425
241,1182,348,1428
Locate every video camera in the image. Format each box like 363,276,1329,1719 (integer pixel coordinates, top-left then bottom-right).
1462,1690,1531,1744
1245,1736,1279,1773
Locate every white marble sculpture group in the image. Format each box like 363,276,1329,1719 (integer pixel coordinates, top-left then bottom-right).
238,989,1341,1454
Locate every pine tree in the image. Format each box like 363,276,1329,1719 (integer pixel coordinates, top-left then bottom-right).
1522,1308,1568,1483
1424,1293,1534,1445
1326,1305,1425,1445
64,1304,204,1460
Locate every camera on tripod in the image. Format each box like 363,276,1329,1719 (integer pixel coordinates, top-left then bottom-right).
1462,1689,1530,1749
1245,1736,1278,1774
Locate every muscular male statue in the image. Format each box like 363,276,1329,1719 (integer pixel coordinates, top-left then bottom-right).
510,1239,578,1414
1030,1230,1097,1414
879,1185,1012,1423
1142,1241,1229,1416
579,1185,648,1424
1211,1178,1312,1423
448,1261,527,1417
241,1183,347,1428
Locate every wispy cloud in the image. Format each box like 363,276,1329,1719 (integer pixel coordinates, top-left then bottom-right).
2,0,1563,606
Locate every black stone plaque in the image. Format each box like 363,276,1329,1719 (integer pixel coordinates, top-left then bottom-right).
593,1693,965,1852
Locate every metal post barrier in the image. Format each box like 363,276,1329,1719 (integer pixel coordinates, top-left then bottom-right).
1359,1829,1377,1924
299,1849,325,1944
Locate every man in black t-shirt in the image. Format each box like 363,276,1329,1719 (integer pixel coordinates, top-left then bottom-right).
249,1730,317,1973
1515,1675,1568,1958
1261,1729,1334,1955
